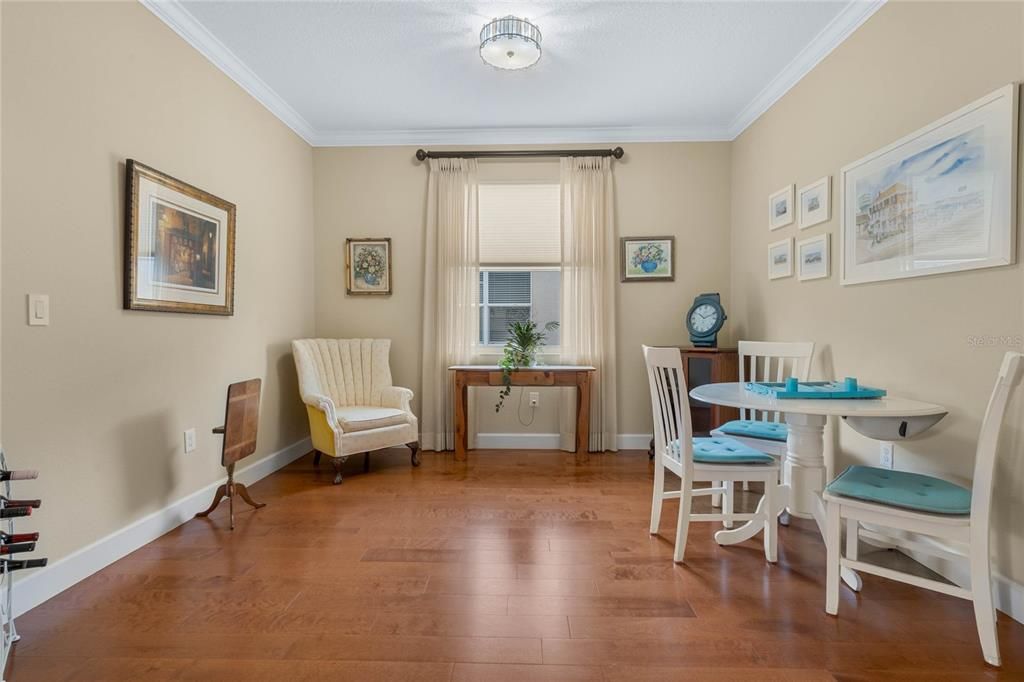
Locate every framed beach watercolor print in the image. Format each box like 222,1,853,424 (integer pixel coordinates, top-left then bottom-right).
798,176,831,229
768,238,793,280
768,185,794,230
798,234,830,281
124,160,235,315
840,84,1018,286
620,236,674,282
346,238,392,295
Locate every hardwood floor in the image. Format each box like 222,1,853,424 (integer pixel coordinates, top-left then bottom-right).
11,449,1024,680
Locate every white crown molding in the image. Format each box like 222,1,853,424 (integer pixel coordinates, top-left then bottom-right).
141,0,884,147
139,0,317,144
310,126,732,147
727,0,887,138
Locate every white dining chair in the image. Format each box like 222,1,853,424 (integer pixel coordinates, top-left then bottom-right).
710,341,814,523
823,351,1023,667
644,345,782,563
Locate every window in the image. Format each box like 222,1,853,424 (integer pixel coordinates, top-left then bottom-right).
478,183,561,347
479,269,560,345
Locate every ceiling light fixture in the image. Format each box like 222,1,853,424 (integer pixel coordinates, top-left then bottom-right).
479,15,542,70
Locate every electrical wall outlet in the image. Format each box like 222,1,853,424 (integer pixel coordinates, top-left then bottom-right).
528,391,540,408
184,428,197,454
879,441,894,469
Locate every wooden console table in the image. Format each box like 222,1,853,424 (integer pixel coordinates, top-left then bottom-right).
449,365,596,464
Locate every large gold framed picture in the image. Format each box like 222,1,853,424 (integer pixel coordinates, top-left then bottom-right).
124,160,236,315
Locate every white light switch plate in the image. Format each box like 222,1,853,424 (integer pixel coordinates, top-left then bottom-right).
27,294,49,326
184,428,197,454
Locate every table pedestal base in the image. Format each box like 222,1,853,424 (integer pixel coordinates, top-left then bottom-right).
783,413,827,518
783,412,861,591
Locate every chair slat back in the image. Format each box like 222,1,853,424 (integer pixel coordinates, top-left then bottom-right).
738,341,815,422
970,352,1024,528
644,346,693,474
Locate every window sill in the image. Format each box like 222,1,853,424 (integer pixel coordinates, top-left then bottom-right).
474,348,562,359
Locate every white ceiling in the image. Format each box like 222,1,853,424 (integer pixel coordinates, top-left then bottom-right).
144,1,884,146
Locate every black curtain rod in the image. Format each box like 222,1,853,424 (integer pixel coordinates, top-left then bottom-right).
415,147,624,161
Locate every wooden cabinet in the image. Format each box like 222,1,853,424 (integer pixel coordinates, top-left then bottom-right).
648,347,739,457
681,347,739,435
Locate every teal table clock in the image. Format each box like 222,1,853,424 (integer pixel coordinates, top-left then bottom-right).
685,292,727,348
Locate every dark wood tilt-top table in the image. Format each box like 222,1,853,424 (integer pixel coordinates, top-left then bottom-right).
449,365,596,464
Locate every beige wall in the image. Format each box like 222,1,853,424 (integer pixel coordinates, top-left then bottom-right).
730,2,1024,581
313,143,732,440
1,1,315,566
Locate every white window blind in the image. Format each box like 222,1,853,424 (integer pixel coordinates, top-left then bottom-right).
479,183,561,265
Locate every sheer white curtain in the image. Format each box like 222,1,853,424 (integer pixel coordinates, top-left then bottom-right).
421,158,479,451
559,157,618,451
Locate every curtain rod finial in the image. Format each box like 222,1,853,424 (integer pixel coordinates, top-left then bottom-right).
415,149,428,162
612,147,624,159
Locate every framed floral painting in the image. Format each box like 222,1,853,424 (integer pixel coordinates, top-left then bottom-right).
620,236,674,282
346,238,392,295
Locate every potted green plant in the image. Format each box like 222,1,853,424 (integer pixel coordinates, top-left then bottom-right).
495,320,559,412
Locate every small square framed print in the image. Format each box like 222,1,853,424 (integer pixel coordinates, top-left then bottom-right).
797,233,830,281
620,236,674,282
768,185,794,230
768,238,793,280
346,238,392,295
798,176,831,229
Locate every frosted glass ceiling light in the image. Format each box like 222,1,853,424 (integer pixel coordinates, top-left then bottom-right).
480,15,541,70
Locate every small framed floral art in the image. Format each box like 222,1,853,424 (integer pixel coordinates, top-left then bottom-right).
345,238,392,295
620,236,674,282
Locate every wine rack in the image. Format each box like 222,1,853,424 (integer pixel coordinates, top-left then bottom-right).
0,450,44,682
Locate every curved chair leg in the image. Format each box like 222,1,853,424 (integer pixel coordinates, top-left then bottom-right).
970,537,1001,666
649,453,665,535
673,482,694,564
312,451,322,468
332,457,344,485
825,501,841,616
408,441,421,467
762,479,777,563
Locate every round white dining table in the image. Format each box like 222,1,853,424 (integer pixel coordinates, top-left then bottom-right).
689,382,947,590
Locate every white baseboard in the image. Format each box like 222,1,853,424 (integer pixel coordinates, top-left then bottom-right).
474,433,652,451
12,437,311,617
859,527,1024,625
617,433,654,450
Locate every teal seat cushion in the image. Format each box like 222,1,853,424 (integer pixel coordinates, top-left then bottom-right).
826,465,971,515
718,419,788,442
679,437,776,464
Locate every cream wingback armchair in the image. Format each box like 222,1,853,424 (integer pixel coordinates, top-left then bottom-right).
292,338,419,484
